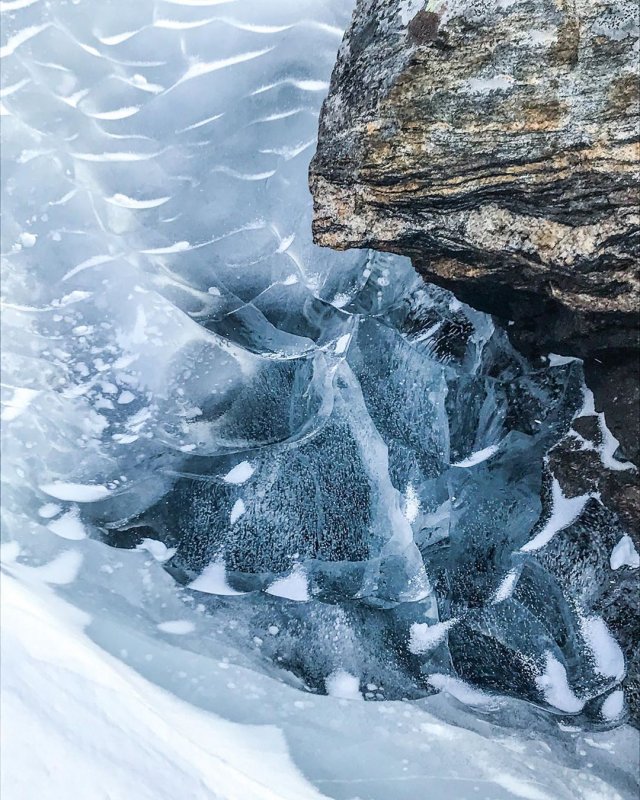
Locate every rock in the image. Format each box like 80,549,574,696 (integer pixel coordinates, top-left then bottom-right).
309,0,639,460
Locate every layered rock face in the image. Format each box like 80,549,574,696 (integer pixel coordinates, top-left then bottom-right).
310,0,639,461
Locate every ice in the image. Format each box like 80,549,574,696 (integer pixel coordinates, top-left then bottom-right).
28,551,84,585
1,0,638,796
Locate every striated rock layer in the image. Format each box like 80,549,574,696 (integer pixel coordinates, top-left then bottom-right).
309,0,640,462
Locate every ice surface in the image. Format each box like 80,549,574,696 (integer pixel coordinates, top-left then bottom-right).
1,0,639,797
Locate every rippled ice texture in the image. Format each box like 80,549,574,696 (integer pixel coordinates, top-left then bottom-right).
1,2,639,799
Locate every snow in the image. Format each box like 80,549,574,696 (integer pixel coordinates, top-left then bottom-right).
1,575,325,800
157,620,196,635
491,569,519,604
19,232,37,248
188,562,245,596
601,691,625,722
452,444,499,468
222,462,255,485
547,353,580,367
40,483,111,503
265,566,309,602
230,498,246,524
409,619,457,654
136,539,177,563
37,503,62,519
580,616,625,681
427,674,494,708
47,508,87,541
117,390,136,405
610,535,639,570
325,669,361,700
521,479,590,552
535,652,584,714
403,482,420,523
334,333,351,355
1,561,637,800
597,413,636,471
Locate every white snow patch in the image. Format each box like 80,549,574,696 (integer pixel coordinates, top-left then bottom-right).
427,674,494,707
601,690,625,722
136,539,177,563
87,106,140,120
535,652,584,714
547,353,579,366
452,444,499,468
172,48,275,89
491,569,519,604
579,616,625,681
40,482,111,503
105,193,169,209
223,461,255,485
578,386,597,416
610,534,639,570
47,508,87,541
0,23,50,59
334,333,351,355
597,413,635,471
521,479,590,552
188,562,245,596
142,241,191,254
157,620,196,635
403,482,420,523
325,670,361,700
409,619,457,654
230,499,246,524
19,232,37,248
266,565,309,602
117,390,136,405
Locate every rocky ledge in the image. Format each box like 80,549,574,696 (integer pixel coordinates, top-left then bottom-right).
310,0,639,463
